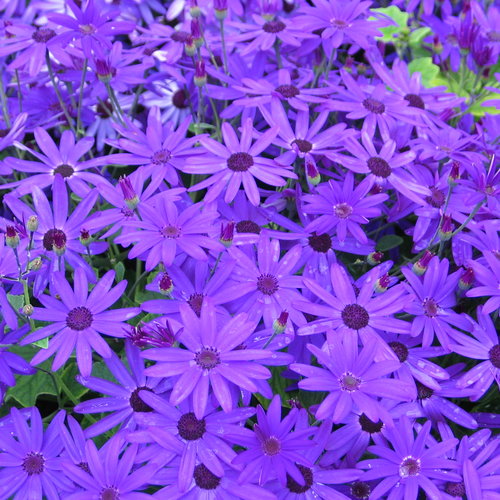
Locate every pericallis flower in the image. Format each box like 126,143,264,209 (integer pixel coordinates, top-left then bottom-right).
74,342,170,438
184,118,296,206
128,391,255,492
142,298,273,418
115,195,222,271
291,334,412,423
20,267,140,377
401,257,471,350
358,417,460,500
466,251,500,314
61,436,157,498
231,395,316,487
0,407,72,499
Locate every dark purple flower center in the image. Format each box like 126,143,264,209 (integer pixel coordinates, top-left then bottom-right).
308,232,332,253
404,93,425,109
262,436,281,455
445,481,466,497
263,20,286,33
187,293,204,316
227,152,254,172
120,207,134,218
367,157,391,178
171,31,190,43
32,28,56,43
399,456,421,477
66,306,93,331
257,273,279,295
97,100,113,118
100,487,119,500
129,386,154,412
172,89,188,108
358,413,384,434
331,18,349,29
334,202,353,219
151,149,172,165
389,341,409,362
422,297,439,317
53,164,75,178
78,462,90,474
194,464,221,490
42,228,67,251
177,412,206,440
292,139,312,153
425,187,445,208
351,481,371,499
489,344,500,368
416,382,434,400
161,225,181,238
339,371,361,392
341,304,369,330
275,84,300,98
363,98,385,114
286,464,313,493
236,220,261,234
195,347,220,370
22,452,45,475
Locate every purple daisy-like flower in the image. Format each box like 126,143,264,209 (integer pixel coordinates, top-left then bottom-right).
358,417,460,500
291,334,412,423
61,436,157,498
20,267,140,377
74,342,169,438
184,118,296,206
0,407,72,499
142,298,273,418
231,395,315,487
466,251,500,314
402,257,471,350
302,173,388,244
116,195,222,270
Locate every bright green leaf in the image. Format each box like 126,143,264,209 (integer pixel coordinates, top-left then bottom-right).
33,338,49,349
7,293,24,313
408,57,440,88
376,234,404,252
409,27,431,48
372,6,408,42
114,261,125,282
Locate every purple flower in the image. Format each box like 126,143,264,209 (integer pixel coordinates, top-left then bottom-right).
291,334,412,423
74,342,169,437
184,118,296,206
0,407,72,499
358,417,460,500
21,267,140,377
142,298,273,418
466,251,500,314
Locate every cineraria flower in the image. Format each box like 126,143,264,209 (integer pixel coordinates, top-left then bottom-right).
2,128,109,197
466,251,500,314
142,299,273,418
20,267,140,377
109,108,199,186
221,235,306,327
74,342,170,437
0,407,72,499
296,263,411,351
302,173,388,244
61,436,157,498
402,257,471,350
291,334,412,423
451,308,500,401
184,118,296,206
116,196,221,270
0,112,27,152
231,395,315,487
358,417,460,500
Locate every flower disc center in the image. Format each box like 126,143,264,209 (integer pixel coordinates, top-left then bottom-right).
53,164,75,178
341,304,369,330
362,98,385,114
227,152,254,172
194,464,221,490
257,273,279,295
489,344,500,368
22,452,45,475
195,347,220,370
66,306,93,331
399,456,421,477
286,464,313,493
177,412,206,440
263,20,286,33
334,202,353,219
275,84,300,98
367,157,391,178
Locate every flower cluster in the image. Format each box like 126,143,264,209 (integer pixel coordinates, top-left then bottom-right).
0,0,498,498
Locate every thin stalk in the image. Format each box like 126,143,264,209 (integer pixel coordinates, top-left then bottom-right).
0,70,11,127
76,58,88,137
219,18,229,75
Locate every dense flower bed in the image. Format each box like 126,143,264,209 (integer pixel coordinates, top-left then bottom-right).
0,0,499,498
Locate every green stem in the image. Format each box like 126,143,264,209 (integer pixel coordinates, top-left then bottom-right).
104,81,125,125
76,59,88,137
274,41,283,69
0,70,11,127
15,70,23,113
219,18,229,75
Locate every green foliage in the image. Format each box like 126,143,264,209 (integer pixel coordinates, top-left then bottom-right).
408,57,441,88
372,6,409,43
376,234,404,252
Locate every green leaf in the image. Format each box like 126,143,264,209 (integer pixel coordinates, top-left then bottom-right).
371,6,409,42
61,364,89,400
376,235,404,252
469,95,500,117
408,57,441,88
7,293,24,312
7,362,58,407
33,338,49,349
114,261,125,282
409,27,431,48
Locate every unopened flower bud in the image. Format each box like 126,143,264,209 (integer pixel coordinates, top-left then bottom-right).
194,60,207,87
119,176,139,209
95,59,115,83
27,215,39,232
158,272,174,296
448,161,461,186
214,0,228,19
80,228,91,246
374,273,392,293
23,304,34,316
5,226,19,248
29,257,43,270
367,251,383,266
191,19,203,48
273,311,288,334
459,267,474,290
306,158,320,186
52,230,67,255
220,221,234,248
438,215,454,241
190,0,201,18
412,250,433,276
185,35,196,56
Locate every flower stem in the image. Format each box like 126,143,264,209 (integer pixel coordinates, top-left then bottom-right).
76,58,88,137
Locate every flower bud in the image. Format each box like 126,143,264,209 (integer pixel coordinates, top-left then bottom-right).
367,251,383,266
459,267,474,290
220,221,235,248
80,228,91,246
273,311,288,334
23,304,34,316
448,161,461,186
194,59,207,87
374,273,391,293
119,176,139,209
438,215,454,241
27,215,39,232
5,226,19,248
214,0,228,19
29,257,43,270
95,59,115,83
306,158,320,186
412,250,433,276
158,272,174,296
191,19,203,48
190,0,201,18
52,229,67,255
185,35,196,57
